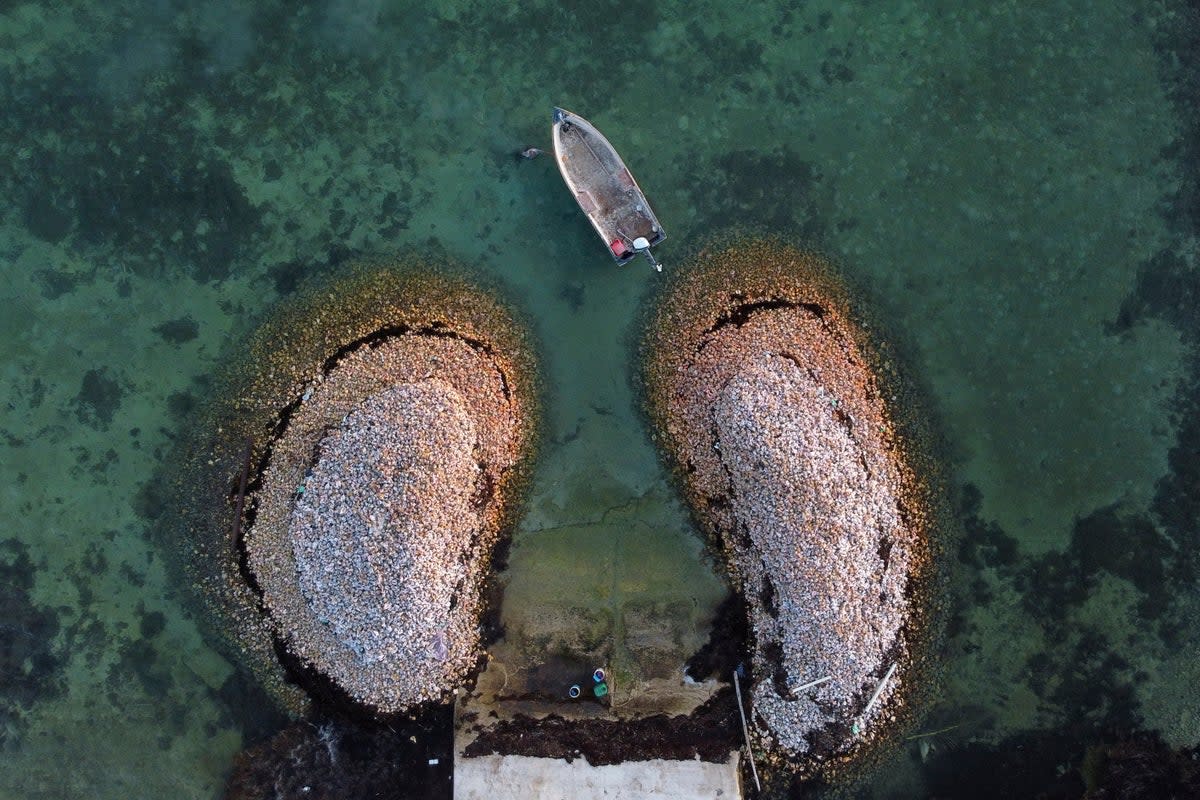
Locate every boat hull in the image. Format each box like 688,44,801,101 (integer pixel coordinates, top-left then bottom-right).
552,107,665,264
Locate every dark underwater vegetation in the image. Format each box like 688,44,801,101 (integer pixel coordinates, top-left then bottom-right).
2,1,1200,797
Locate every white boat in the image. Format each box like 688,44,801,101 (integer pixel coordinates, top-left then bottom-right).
552,107,665,270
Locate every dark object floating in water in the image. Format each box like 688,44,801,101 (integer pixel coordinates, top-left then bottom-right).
552,106,665,271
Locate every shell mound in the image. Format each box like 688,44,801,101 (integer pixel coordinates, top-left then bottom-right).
641,239,938,775
167,260,540,714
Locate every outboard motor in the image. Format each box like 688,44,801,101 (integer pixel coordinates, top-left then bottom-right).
632,237,662,272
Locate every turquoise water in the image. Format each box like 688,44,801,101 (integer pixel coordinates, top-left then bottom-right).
1,1,1197,797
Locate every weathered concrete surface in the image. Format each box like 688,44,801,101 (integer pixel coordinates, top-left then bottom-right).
495,478,729,719
454,753,741,799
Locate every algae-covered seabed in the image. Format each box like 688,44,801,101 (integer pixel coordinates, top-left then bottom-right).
1,1,1197,797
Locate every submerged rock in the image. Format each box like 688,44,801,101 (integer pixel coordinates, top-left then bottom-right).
641,238,943,778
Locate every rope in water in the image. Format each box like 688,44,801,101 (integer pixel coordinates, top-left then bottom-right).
733,670,762,793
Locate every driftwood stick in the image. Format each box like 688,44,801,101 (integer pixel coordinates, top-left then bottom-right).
732,670,761,793
853,662,897,735
791,675,832,693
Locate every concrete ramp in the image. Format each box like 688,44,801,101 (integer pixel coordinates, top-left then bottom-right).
455,753,741,799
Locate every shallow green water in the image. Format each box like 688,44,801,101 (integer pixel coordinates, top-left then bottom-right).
1,1,1197,797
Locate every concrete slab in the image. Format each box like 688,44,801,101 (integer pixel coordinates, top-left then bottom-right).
495,478,730,718
454,753,741,800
